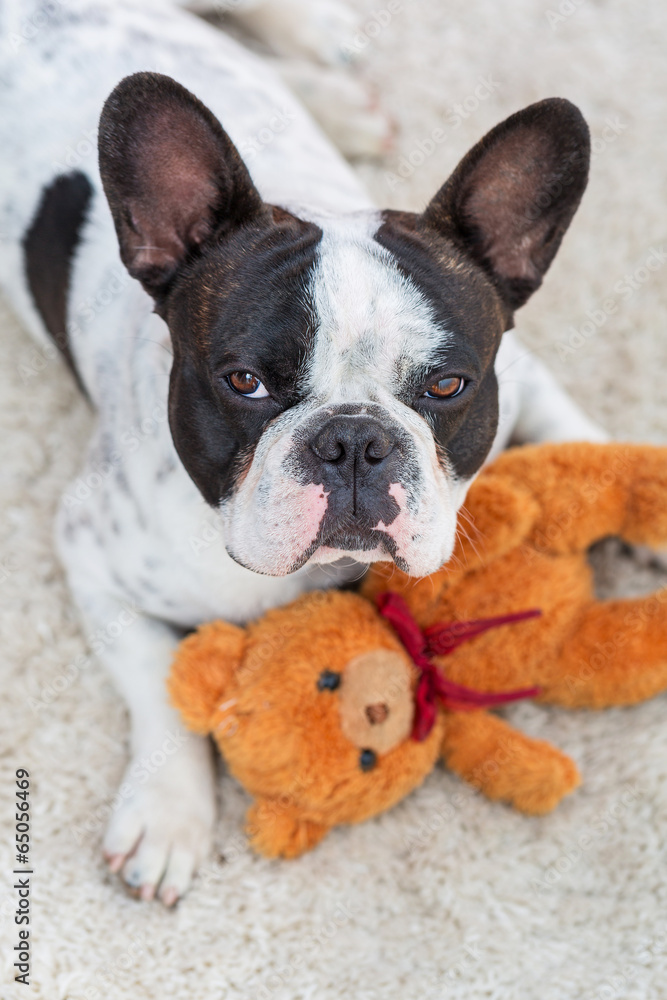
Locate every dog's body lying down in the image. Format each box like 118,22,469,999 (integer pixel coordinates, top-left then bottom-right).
0,0,604,902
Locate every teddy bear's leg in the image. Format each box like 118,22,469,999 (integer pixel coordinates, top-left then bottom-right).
441,711,581,815
245,800,330,859
545,592,667,709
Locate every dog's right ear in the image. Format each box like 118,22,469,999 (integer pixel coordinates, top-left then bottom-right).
98,72,266,300
422,98,590,312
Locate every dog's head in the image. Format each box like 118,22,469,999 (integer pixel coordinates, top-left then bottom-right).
99,73,589,577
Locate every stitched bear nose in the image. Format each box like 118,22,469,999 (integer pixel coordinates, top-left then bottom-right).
309,416,395,470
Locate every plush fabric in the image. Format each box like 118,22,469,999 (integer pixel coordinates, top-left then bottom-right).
169,443,667,857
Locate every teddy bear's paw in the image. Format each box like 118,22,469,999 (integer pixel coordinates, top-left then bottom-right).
246,800,329,859
507,751,581,816
102,734,216,905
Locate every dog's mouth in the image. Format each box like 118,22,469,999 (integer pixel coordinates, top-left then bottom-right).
220,414,459,579
297,527,409,574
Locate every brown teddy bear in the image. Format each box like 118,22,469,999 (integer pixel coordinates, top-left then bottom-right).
169,442,667,858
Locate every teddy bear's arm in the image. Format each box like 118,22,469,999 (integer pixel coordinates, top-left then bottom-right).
362,476,540,609
540,590,667,708
489,442,667,555
245,799,329,859
168,621,246,734
440,710,581,815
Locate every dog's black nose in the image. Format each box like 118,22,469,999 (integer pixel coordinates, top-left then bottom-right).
309,416,395,472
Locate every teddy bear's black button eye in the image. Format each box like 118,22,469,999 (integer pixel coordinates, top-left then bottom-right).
359,748,377,771
317,670,341,691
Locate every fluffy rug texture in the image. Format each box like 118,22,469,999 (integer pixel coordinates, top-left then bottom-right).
2,0,667,997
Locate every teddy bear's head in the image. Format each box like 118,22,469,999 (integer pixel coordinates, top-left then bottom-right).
169,590,444,829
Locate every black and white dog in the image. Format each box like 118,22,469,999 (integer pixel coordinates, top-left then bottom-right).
1,0,605,904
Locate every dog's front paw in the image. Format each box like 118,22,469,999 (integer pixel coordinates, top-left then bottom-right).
102,734,216,906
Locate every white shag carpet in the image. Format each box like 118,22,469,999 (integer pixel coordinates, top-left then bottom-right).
2,1,667,997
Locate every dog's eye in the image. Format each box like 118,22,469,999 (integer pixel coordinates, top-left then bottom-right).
423,376,466,399
227,371,269,398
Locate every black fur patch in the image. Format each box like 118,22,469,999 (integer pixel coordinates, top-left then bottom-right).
375,211,505,481
23,171,93,393
166,210,323,506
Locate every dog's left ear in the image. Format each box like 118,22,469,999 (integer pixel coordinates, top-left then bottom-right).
422,98,590,311
98,72,266,300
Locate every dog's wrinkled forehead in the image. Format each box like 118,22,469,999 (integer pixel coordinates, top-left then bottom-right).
303,212,448,402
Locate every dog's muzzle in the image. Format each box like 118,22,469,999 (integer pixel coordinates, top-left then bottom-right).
295,411,413,557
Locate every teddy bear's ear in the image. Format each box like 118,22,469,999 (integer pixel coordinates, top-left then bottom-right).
168,621,246,734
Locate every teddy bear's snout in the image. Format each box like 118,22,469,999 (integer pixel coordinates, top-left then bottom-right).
338,649,414,756
366,702,389,725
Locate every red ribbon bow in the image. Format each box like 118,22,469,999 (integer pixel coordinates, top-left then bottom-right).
376,591,541,741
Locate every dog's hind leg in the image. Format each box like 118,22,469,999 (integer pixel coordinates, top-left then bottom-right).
193,0,362,67
179,0,394,157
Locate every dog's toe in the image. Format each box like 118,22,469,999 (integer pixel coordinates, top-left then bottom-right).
158,846,199,907
103,808,143,866
121,836,170,897
102,738,216,904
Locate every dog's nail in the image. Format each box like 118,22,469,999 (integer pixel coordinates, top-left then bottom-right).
140,884,156,902
161,887,178,908
107,854,125,873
